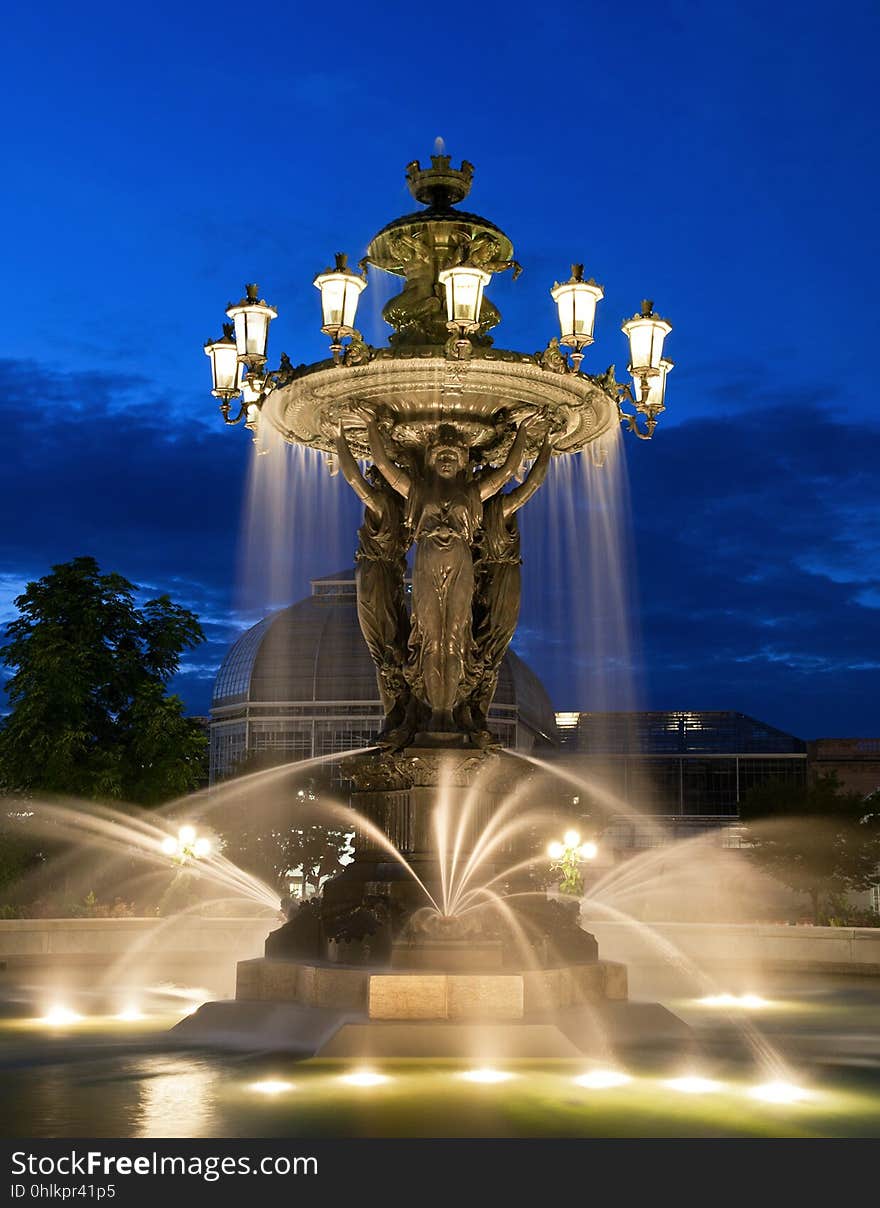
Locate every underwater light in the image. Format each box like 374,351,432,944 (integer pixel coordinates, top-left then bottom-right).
699,993,769,1010
250,1080,294,1095
42,1005,82,1026
341,1070,389,1087
574,1069,631,1089
460,1068,514,1084
666,1076,722,1095
749,1081,809,1104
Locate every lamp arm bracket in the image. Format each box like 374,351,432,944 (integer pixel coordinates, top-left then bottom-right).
616,396,656,441
219,400,248,426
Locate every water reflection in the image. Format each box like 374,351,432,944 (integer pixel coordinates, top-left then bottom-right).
133,1060,217,1138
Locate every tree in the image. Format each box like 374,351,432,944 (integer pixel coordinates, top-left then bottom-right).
0,557,207,804
226,822,353,898
739,772,880,924
214,772,353,898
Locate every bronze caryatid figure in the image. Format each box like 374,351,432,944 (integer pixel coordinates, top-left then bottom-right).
334,415,549,749
464,431,553,746
335,424,412,742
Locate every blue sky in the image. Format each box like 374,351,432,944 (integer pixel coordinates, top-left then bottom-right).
2,0,878,738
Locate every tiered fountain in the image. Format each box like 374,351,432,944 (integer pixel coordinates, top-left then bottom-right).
199,152,675,1056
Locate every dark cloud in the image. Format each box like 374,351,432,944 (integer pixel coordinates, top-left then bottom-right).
622,401,880,736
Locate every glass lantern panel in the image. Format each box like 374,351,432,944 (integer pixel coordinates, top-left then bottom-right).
553,284,576,339
245,310,269,357
572,285,600,338
628,318,669,371
455,271,483,323
232,312,249,358
241,375,262,404
341,278,365,329
213,343,239,392
320,276,348,328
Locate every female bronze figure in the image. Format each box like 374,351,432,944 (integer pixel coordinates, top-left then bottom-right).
335,425,412,737
467,431,553,742
367,418,530,736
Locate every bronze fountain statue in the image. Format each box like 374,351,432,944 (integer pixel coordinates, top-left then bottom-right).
334,413,550,750
204,154,674,1009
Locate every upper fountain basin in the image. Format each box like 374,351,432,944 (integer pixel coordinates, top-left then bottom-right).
261,348,618,461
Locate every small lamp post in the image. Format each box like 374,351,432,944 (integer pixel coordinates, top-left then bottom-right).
204,324,240,402
547,828,597,895
313,253,367,362
226,283,278,377
631,356,673,417
438,263,491,352
160,825,212,865
550,264,604,372
622,299,672,389
615,301,674,439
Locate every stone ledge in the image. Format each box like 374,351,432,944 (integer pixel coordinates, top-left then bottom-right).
236,957,627,1020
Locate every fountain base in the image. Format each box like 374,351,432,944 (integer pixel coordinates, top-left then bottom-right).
172,994,691,1058
235,955,627,1020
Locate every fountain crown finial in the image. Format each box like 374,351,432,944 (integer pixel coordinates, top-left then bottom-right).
406,154,474,207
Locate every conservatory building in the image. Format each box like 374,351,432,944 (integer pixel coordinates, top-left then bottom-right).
209,571,559,783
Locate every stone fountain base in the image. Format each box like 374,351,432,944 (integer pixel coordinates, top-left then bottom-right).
174,955,695,1058
217,952,631,1057
235,954,627,1020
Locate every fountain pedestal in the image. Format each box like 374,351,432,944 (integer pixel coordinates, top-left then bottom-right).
390,937,504,970
322,746,534,922
343,745,523,859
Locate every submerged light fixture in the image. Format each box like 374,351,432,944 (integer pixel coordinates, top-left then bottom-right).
340,1069,389,1087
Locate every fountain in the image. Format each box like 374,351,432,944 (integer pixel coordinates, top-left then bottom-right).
1,154,877,1139
195,153,677,1057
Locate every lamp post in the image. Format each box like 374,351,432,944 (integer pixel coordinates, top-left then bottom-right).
547,829,597,896
617,300,674,439
550,264,604,372
226,283,277,376
160,825,212,865
204,325,239,405
313,253,367,362
438,263,492,354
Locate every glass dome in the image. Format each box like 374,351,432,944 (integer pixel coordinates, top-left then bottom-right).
210,570,558,780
